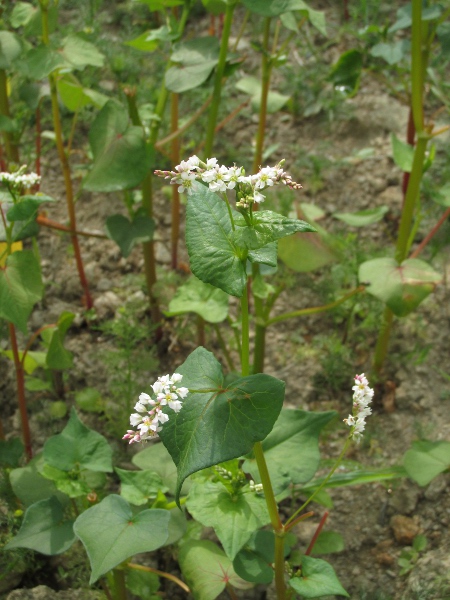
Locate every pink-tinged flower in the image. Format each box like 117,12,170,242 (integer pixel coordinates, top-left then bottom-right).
344,373,373,442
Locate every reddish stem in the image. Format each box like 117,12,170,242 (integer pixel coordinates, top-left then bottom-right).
305,511,329,556
409,207,450,259
36,214,108,239
8,323,32,461
0,143,6,171
402,107,416,201
343,0,349,21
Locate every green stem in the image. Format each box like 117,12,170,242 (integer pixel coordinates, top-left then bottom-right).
285,438,352,528
252,265,266,374
372,306,394,377
252,17,272,173
170,92,180,269
410,0,424,133
266,287,364,327
112,568,127,600
0,69,19,164
204,1,236,157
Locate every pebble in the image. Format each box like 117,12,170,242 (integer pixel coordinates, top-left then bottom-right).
390,514,420,544
93,291,122,319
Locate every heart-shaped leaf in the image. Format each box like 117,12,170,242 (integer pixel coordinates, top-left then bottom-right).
233,530,275,584
370,41,409,65
391,133,414,172
243,409,336,495
328,49,363,96
21,45,65,79
9,455,69,507
186,481,270,559
43,311,74,370
60,34,105,70
289,556,349,598
166,275,229,323
179,540,251,600
132,441,191,497
126,25,178,52
159,347,285,502
165,37,220,93
5,496,75,555
403,440,450,486
57,77,108,112
0,250,43,332
43,408,113,473
359,257,441,317
186,181,246,297
84,100,148,192
105,213,155,257
235,76,291,113
0,438,24,468
248,241,278,267
432,182,450,207
0,31,23,69
74,495,170,583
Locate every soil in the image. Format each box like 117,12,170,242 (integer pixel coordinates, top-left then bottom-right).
1,3,450,600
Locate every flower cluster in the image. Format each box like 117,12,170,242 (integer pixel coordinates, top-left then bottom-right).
155,155,301,207
0,166,40,191
343,373,374,441
123,373,188,444
249,479,264,493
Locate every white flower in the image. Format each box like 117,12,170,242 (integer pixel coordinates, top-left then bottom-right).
344,373,373,442
206,157,218,168
172,373,183,383
202,169,218,184
168,399,183,412
253,191,265,203
130,413,143,426
134,402,147,413
139,392,152,403
177,386,189,399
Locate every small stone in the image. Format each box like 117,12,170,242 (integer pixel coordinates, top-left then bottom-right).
424,474,448,501
390,514,420,544
93,291,122,319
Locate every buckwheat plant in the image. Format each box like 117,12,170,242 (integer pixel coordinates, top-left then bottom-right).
120,158,375,599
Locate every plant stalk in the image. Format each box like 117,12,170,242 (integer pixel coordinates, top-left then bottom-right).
40,3,93,309
112,568,127,600
170,92,180,269
252,17,272,173
9,323,32,460
127,562,190,594
0,69,19,164
203,1,237,157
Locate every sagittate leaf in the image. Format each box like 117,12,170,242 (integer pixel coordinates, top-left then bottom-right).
278,229,336,272
9,455,69,507
370,41,409,65
186,181,246,297
57,77,108,112
334,206,388,227
43,408,113,473
289,556,349,598
105,212,155,257
0,438,24,468
329,49,363,96
359,257,441,317
126,25,178,52
132,441,189,497
233,530,275,584
235,76,290,113
179,540,251,600
0,31,23,69
60,34,105,70
84,100,148,192
403,440,450,486
0,250,43,333
311,531,345,555
165,37,220,93
21,45,65,80
73,495,170,583
5,496,75,555
243,409,336,495
166,275,229,323
186,481,270,559
159,347,285,502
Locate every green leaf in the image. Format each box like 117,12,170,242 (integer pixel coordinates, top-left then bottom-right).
0,438,24,468
0,250,43,333
248,241,278,268
233,210,316,251
186,481,270,559
236,76,290,113
57,77,108,111
75,388,105,413
105,213,155,258
84,100,148,192
333,206,388,227
5,497,75,555
43,408,113,473
403,440,450,486
0,115,18,133
370,41,409,65
301,466,406,494
329,49,363,96
243,409,336,495
359,258,441,317
166,275,229,323
0,349,46,374
432,183,450,207
126,26,178,52
165,37,220,93
45,311,74,370
40,464,92,498
311,531,345,554
9,455,69,507
233,530,275,584
116,468,168,505
278,227,335,272
11,2,36,28
0,31,23,69
179,540,251,600
242,0,308,17
186,181,246,297
73,495,170,583
413,534,427,552
391,133,414,172
289,556,349,598
60,34,105,70
21,45,65,80
137,0,184,9
132,441,188,497
126,569,160,599
202,0,228,15
389,4,442,33
7,195,56,222
159,347,285,502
